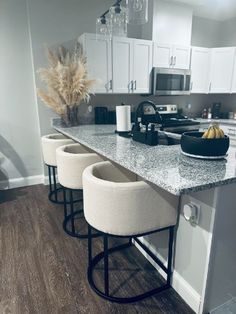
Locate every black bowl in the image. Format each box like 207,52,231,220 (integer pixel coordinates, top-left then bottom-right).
181,132,230,157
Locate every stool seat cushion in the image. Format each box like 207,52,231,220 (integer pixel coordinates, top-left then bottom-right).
56,143,104,190
41,134,74,166
83,161,178,236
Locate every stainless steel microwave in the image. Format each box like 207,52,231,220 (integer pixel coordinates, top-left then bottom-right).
152,68,191,96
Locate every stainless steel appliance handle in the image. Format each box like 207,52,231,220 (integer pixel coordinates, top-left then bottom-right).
183,74,186,92
134,80,137,90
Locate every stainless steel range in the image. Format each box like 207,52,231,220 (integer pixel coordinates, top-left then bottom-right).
143,104,200,134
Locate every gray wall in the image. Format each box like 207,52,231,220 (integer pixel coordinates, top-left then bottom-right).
221,17,236,47
0,0,42,186
191,16,222,48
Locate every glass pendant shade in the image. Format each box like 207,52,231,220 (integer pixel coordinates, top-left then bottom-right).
96,17,110,37
108,4,127,37
126,0,148,25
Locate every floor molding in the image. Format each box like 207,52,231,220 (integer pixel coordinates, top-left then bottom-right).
134,237,201,314
0,175,44,190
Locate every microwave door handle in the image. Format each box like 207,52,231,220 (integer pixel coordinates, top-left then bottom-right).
183,74,186,91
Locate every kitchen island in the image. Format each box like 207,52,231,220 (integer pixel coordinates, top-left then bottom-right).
53,119,236,314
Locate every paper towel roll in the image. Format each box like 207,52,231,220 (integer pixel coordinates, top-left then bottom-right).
116,105,131,132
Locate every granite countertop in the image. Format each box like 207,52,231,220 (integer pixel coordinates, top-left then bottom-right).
195,118,236,125
52,119,236,196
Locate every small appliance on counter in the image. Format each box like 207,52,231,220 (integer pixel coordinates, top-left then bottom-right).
95,106,116,124
95,106,135,125
116,103,131,134
212,102,221,119
132,101,162,146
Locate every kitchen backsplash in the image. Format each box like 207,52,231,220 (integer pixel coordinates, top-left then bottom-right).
77,93,236,124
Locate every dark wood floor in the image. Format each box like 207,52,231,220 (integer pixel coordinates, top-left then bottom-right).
0,185,194,314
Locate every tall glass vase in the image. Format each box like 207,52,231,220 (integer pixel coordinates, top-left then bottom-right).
61,104,79,127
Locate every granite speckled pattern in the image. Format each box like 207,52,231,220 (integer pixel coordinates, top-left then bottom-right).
52,119,236,196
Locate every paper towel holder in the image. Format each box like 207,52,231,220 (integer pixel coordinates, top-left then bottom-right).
115,103,132,136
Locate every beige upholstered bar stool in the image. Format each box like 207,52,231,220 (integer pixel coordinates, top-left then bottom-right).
41,133,74,204
83,161,178,303
56,143,103,238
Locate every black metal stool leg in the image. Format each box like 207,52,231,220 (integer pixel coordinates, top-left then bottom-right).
63,187,67,219
88,225,92,267
52,166,58,203
87,226,175,303
104,234,109,297
70,189,75,234
167,226,174,287
62,191,100,239
48,166,52,194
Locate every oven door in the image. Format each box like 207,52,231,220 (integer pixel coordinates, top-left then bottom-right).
153,68,191,96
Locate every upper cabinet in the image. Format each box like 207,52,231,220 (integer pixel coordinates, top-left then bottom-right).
173,45,191,69
79,34,152,94
190,47,210,93
112,37,133,94
112,37,153,94
133,40,153,93
209,48,235,94
153,43,190,69
153,43,172,68
79,33,112,94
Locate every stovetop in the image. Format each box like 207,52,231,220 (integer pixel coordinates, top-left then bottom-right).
160,114,200,128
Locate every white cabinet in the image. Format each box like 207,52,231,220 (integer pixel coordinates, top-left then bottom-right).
209,48,235,94
112,37,152,94
231,56,236,93
153,43,190,69
133,40,153,93
79,33,112,94
173,45,191,69
112,37,133,94
190,47,210,93
153,43,172,68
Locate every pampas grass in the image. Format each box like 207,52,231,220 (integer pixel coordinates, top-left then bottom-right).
37,43,95,124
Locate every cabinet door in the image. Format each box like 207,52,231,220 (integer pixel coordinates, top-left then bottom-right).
133,40,152,94
173,45,191,70
231,56,236,93
191,47,210,93
153,43,172,68
209,48,235,93
82,34,112,94
112,37,133,93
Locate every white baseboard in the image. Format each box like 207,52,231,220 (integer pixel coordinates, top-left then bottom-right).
0,175,44,190
134,237,201,314
44,175,58,186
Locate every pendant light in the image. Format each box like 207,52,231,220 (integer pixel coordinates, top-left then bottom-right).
96,0,148,39
108,3,127,37
126,0,148,25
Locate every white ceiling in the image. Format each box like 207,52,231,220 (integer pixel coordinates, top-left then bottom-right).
169,0,236,21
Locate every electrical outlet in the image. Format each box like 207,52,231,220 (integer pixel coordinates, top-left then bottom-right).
183,202,201,226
